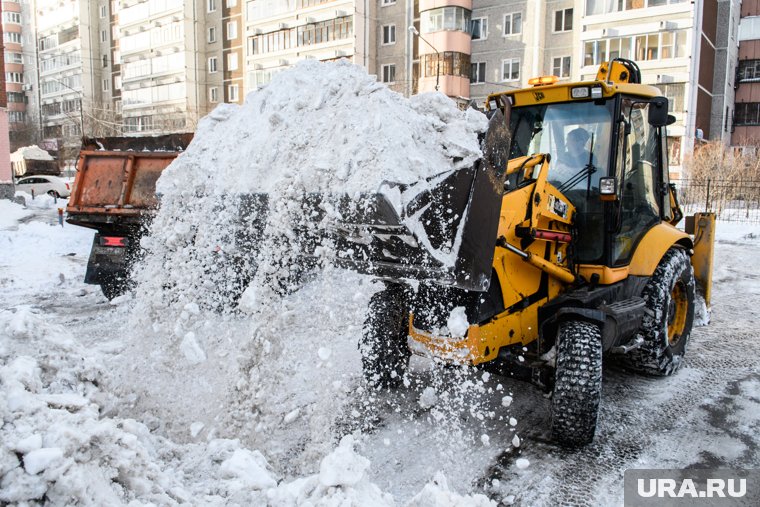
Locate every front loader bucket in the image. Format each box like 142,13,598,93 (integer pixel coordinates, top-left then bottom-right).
237,107,511,292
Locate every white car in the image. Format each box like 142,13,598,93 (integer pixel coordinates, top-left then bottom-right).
15,175,71,198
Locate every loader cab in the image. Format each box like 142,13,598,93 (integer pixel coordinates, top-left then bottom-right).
500,86,673,270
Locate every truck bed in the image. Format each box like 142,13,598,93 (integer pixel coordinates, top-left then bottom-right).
66,134,193,230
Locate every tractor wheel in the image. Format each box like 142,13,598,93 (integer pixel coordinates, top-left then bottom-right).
550,320,603,447
360,284,411,389
626,248,695,376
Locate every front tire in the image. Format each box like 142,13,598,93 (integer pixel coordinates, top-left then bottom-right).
550,320,603,447
360,284,411,389
625,248,695,376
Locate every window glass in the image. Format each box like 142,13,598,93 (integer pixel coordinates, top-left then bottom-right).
614,99,662,264
509,99,615,262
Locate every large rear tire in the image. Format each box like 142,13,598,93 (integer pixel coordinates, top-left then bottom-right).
360,284,411,389
100,277,127,300
625,248,695,376
550,320,603,447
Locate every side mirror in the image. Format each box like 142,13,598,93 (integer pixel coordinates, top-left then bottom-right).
648,97,669,127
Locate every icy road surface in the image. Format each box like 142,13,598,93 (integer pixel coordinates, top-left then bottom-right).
1,198,759,506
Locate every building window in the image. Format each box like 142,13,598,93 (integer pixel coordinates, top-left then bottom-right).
734,102,760,126
208,27,217,43
6,72,23,83
228,84,239,101
738,59,760,81
227,52,238,70
584,31,687,66
658,82,685,112
3,12,21,23
227,21,238,40
471,17,487,40
552,56,571,78
5,32,22,44
423,52,470,78
381,0,395,5
207,0,216,12
115,75,122,90
209,87,219,103
421,7,471,33
501,58,520,81
471,62,486,83
100,5,107,18
226,0,237,6
208,56,218,72
5,52,23,64
103,54,108,67
100,30,108,42
381,63,396,83
382,24,396,45
503,12,522,36
554,8,573,32
8,111,26,123
102,78,110,91
249,16,354,54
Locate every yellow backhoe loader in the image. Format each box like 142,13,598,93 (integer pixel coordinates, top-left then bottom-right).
268,59,715,446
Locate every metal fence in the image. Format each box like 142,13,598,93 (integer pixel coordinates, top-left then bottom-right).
672,178,760,223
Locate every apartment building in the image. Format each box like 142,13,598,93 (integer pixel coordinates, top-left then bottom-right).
35,0,103,150
3,0,37,150
734,0,760,144
244,0,375,91
375,0,412,96
117,0,210,134
0,1,12,199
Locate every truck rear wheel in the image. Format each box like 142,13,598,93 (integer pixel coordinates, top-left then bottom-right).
550,320,603,447
626,248,695,376
100,278,126,300
360,284,411,389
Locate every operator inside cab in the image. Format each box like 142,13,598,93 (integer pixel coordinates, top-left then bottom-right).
551,127,595,187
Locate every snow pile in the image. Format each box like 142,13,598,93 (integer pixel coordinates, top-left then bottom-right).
0,199,32,229
134,58,487,311
11,146,54,162
0,301,501,506
99,60,503,502
157,59,485,197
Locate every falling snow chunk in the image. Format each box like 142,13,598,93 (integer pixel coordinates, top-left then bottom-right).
515,458,530,469
317,347,332,361
190,422,204,438
419,386,439,408
23,447,64,475
509,417,518,427
481,434,490,446
512,435,521,448
283,408,300,424
179,332,206,364
501,395,513,407
446,306,470,337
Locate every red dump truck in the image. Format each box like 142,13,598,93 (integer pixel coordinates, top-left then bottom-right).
66,134,193,299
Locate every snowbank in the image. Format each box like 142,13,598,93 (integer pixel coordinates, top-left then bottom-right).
11,146,54,162
157,59,486,198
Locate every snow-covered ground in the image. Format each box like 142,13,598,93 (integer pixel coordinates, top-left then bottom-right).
2,199,759,506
